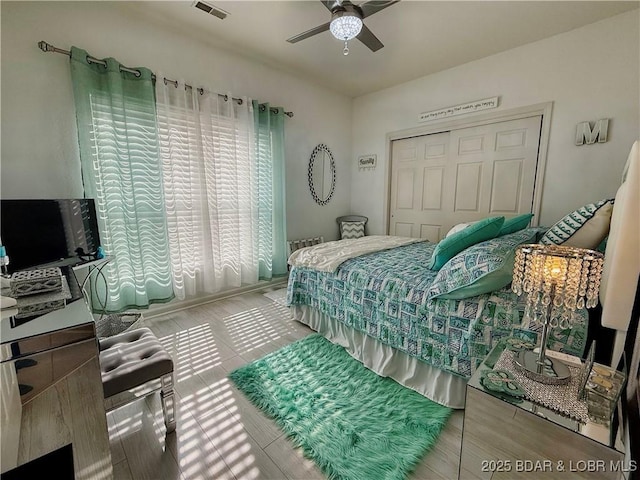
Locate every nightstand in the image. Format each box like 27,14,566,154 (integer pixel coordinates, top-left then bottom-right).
459,342,627,479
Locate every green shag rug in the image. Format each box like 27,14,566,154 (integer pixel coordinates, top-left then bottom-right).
228,334,452,480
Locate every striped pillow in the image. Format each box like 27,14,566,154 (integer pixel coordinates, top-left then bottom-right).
540,199,613,249
340,221,365,239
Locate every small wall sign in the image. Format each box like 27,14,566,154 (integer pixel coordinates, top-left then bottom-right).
358,154,377,170
418,96,499,123
576,119,609,145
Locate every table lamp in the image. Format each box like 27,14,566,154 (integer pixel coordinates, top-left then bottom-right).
511,244,604,384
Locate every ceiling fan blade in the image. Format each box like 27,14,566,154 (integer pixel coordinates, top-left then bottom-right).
286,22,331,43
359,0,400,19
357,24,384,52
320,1,338,11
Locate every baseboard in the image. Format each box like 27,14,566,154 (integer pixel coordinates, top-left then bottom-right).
141,276,288,319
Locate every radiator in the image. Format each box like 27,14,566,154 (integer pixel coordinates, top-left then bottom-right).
287,236,324,256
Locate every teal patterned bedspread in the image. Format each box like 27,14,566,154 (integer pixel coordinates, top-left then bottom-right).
287,241,587,378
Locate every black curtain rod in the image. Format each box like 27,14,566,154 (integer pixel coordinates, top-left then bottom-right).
38,41,294,118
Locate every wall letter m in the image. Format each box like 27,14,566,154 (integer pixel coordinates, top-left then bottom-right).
576,119,609,145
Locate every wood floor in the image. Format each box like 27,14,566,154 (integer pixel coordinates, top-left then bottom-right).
107,288,464,480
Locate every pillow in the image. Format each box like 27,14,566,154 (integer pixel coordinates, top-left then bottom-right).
427,216,505,270
539,199,613,249
445,222,475,238
498,213,534,236
427,227,541,300
596,236,608,254
340,221,365,239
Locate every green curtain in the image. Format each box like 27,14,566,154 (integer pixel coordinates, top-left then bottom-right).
70,47,174,312
254,101,288,278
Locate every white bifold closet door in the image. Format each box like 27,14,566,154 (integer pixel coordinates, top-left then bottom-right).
389,115,542,242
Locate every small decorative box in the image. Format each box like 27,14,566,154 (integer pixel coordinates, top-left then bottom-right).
10,268,63,297
584,363,627,425
13,277,72,321
15,298,67,319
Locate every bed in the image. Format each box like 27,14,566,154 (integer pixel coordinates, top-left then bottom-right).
287,229,586,408
287,141,639,409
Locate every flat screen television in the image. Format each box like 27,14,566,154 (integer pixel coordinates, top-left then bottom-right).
1,199,101,273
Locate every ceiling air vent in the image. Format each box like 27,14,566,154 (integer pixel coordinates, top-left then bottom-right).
192,1,228,20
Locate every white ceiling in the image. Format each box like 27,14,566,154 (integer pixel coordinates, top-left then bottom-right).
124,1,639,97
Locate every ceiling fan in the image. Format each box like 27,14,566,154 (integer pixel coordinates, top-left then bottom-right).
286,0,400,55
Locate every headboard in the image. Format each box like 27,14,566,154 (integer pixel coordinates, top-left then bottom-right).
600,140,640,366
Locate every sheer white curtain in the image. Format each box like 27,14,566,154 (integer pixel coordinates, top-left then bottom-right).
155,78,259,299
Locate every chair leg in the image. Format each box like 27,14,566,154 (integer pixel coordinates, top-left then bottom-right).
160,373,176,434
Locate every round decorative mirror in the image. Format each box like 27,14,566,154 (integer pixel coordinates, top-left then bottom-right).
308,144,336,205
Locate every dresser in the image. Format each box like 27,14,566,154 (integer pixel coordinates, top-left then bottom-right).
459,343,627,479
0,299,112,479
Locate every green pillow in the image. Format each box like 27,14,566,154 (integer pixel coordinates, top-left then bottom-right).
427,228,541,299
427,216,505,270
498,213,533,236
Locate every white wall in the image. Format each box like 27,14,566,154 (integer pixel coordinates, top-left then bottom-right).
0,1,352,243
351,10,640,234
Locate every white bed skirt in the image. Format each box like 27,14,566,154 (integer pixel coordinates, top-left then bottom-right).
291,305,467,409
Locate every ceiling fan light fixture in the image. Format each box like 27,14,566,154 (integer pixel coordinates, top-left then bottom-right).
329,12,363,41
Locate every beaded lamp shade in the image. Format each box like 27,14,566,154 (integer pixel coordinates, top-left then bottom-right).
329,13,363,40
329,11,363,55
511,244,604,384
513,244,604,328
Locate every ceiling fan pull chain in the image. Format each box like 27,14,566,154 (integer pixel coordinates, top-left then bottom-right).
343,39,350,56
